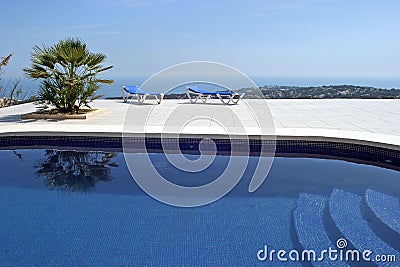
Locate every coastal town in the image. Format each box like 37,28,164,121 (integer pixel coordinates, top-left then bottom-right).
258,85,400,99
164,85,400,100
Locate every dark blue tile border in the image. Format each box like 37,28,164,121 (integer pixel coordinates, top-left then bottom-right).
0,136,399,171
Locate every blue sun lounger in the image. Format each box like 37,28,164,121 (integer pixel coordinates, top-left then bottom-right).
122,86,164,104
185,86,245,104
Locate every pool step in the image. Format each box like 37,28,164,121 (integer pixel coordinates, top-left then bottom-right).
329,189,400,266
365,189,400,235
294,193,346,267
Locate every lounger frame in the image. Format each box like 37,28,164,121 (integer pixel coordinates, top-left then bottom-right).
185,87,245,105
122,86,164,104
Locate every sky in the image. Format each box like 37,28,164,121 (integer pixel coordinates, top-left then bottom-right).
1,0,400,88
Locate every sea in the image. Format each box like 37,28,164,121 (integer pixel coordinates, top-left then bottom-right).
9,76,400,99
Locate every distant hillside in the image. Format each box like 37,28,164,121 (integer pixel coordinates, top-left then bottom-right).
255,85,400,99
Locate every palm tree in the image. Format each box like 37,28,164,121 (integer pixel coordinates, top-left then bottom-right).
24,38,113,114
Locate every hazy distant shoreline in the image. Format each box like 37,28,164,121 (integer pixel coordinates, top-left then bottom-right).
8,76,400,99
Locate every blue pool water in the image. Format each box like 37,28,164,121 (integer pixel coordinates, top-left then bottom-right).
0,147,399,266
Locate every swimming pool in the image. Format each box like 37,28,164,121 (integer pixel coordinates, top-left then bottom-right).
0,137,399,266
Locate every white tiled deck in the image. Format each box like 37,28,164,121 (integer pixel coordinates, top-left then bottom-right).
1,99,399,149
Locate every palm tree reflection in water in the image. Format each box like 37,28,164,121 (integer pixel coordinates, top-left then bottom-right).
35,150,118,192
